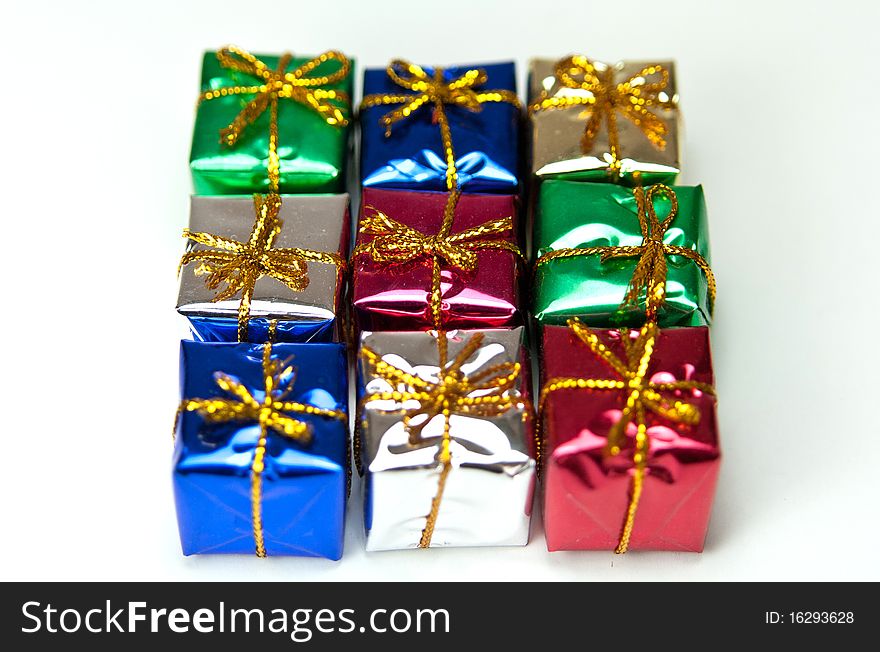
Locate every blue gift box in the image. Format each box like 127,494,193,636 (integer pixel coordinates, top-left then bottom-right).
173,339,349,559
361,61,520,193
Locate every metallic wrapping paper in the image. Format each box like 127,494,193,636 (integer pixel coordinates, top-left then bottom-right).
190,51,353,195
528,58,680,184
534,181,711,328
357,328,535,550
174,340,349,558
540,325,719,551
361,62,520,193
353,188,523,331
177,194,349,343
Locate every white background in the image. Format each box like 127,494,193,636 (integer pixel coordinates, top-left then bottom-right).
2,0,878,581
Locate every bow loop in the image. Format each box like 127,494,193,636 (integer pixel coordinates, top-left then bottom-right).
283,50,351,88
555,55,606,91
619,64,670,97
641,184,678,236
215,46,275,80
386,59,432,91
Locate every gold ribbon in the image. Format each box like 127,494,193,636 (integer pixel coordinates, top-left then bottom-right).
353,189,522,330
360,332,522,547
178,321,347,557
200,46,351,191
179,193,346,343
538,318,715,553
528,55,674,177
361,60,521,190
535,184,715,320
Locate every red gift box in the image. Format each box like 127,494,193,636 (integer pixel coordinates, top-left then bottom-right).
352,188,523,331
540,323,720,552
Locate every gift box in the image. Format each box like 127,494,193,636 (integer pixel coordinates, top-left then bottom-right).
190,48,353,194
177,194,349,343
174,338,349,558
352,188,523,331
361,60,520,193
528,56,680,184
533,181,713,328
540,321,720,552
357,327,536,550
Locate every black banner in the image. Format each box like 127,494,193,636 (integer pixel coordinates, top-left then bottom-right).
1,582,867,649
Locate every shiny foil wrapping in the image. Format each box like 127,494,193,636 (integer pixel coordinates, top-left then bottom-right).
357,328,535,550
353,188,523,331
361,62,519,193
528,58,680,184
190,51,353,195
534,181,711,328
174,340,349,558
540,325,719,551
177,194,349,343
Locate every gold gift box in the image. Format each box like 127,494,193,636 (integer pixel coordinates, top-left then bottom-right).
528,56,681,184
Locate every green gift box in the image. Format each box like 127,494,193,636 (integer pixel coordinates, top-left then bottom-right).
533,181,713,328
190,47,354,195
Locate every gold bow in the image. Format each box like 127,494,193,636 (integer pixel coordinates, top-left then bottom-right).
529,55,674,177
354,189,521,330
200,46,351,191
178,322,347,557
361,60,521,190
179,193,346,343
535,184,715,321
361,332,522,547
538,318,715,553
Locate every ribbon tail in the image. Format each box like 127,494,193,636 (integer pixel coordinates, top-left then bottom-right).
615,404,650,554
615,462,645,554
665,245,716,313
237,280,254,343
644,254,667,319
428,257,444,330
220,92,271,147
620,103,669,150
419,415,453,548
581,108,604,155
251,425,268,558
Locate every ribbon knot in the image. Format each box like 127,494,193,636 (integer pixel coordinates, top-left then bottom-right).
178,323,347,557
354,190,522,328
373,61,509,134
535,184,715,321
362,60,521,190
361,332,522,547
529,55,674,176
201,46,351,190
179,193,346,343
538,318,715,553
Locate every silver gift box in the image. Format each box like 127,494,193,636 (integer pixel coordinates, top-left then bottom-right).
176,194,349,337
358,327,536,551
